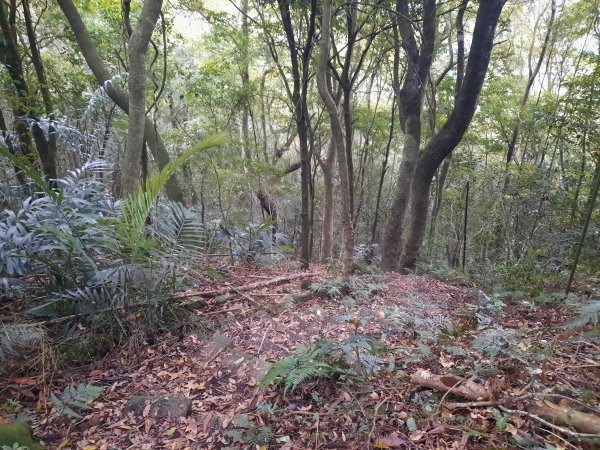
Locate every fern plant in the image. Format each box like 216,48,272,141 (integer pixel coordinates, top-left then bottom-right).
564,300,600,329
260,344,333,393
310,280,344,298
51,383,103,419
0,324,45,372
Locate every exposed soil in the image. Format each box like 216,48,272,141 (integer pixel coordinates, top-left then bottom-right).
1,265,599,449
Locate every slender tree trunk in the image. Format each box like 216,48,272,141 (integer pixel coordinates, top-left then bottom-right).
319,140,336,263
427,1,466,253
570,138,587,227
277,0,316,269
317,0,354,273
240,0,251,163
122,0,162,195
0,0,57,184
505,0,556,164
22,0,57,185
565,161,600,296
371,96,396,246
57,0,184,203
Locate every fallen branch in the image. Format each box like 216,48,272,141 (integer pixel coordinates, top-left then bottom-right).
36,272,317,326
499,405,600,439
173,272,317,301
411,368,488,400
411,369,600,436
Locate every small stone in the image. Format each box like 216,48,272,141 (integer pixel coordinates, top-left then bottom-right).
125,396,192,419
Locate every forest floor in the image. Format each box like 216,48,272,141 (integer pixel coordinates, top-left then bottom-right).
2,264,600,449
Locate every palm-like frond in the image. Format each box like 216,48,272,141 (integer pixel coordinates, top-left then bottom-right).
118,133,227,259
153,202,206,258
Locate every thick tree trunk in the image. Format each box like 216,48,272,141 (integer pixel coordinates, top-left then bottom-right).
381,0,436,271
57,0,184,203
122,0,162,195
317,0,354,273
401,0,506,270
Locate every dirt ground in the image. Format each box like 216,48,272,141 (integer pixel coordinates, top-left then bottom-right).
1,265,599,449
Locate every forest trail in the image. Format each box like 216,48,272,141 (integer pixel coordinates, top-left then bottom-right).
4,266,599,449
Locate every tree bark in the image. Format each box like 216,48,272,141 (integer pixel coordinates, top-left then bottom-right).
22,0,58,185
401,0,506,270
317,0,354,273
57,0,184,203
276,0,316,269
427,1,467,253
371,96,396,247
122,0,162,195
319,140,336,263
380,0,436,271
0,0,57,184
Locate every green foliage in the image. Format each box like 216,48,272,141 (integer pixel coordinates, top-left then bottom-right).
260,333,386,393
310,280,344,298
153,202,207,258
259,344,333,394
224,415,272,446
0,325,45,372
50,383,103,419
0,423,43,450
118,133,227,261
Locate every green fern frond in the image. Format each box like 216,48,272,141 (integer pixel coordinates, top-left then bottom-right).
564,300,600,329
0,147,59,201
260,344,332,393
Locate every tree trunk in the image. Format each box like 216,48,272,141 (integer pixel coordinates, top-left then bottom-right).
381,0,436,271
427,1,467,254
565,161,600,296
122,0,162,196
320,140,336,263
317,0,354,273
0,0,56,184
505,0,556,164
57,0,184,203
401,0,506,270
371,96,396,247
277,0,316,269
22,0,57,185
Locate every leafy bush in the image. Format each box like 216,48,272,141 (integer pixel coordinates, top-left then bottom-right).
216,219,289,263
0,135,226,365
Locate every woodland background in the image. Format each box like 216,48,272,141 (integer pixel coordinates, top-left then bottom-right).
0,0,599,448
